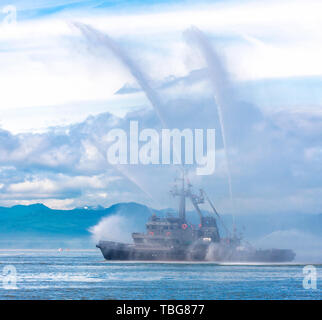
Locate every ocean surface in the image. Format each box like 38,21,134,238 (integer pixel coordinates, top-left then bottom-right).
0,250,321,300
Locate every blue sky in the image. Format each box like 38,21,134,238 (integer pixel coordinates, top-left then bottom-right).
0,0,321,217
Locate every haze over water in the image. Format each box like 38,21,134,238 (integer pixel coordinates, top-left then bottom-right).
0,250,321,300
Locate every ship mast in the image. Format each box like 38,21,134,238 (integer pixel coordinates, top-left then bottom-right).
170,170,187,221
171,171,204,224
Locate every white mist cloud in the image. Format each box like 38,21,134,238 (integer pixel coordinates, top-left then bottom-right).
255,229,322,263
89,214,134,243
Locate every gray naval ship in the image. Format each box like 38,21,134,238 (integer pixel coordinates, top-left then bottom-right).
97,175,295,262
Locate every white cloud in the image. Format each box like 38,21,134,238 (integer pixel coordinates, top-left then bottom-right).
1,0,322,132
7,174,117,194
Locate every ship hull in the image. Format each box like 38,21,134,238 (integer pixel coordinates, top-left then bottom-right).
97,241,187,261
97,241,295,262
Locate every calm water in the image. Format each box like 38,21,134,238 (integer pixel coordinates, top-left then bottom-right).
0,250,321,300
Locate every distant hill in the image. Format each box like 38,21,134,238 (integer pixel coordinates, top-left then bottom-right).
0,202,153,236
0,202,155,248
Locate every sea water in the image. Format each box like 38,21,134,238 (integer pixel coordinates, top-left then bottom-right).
0,250,321,300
